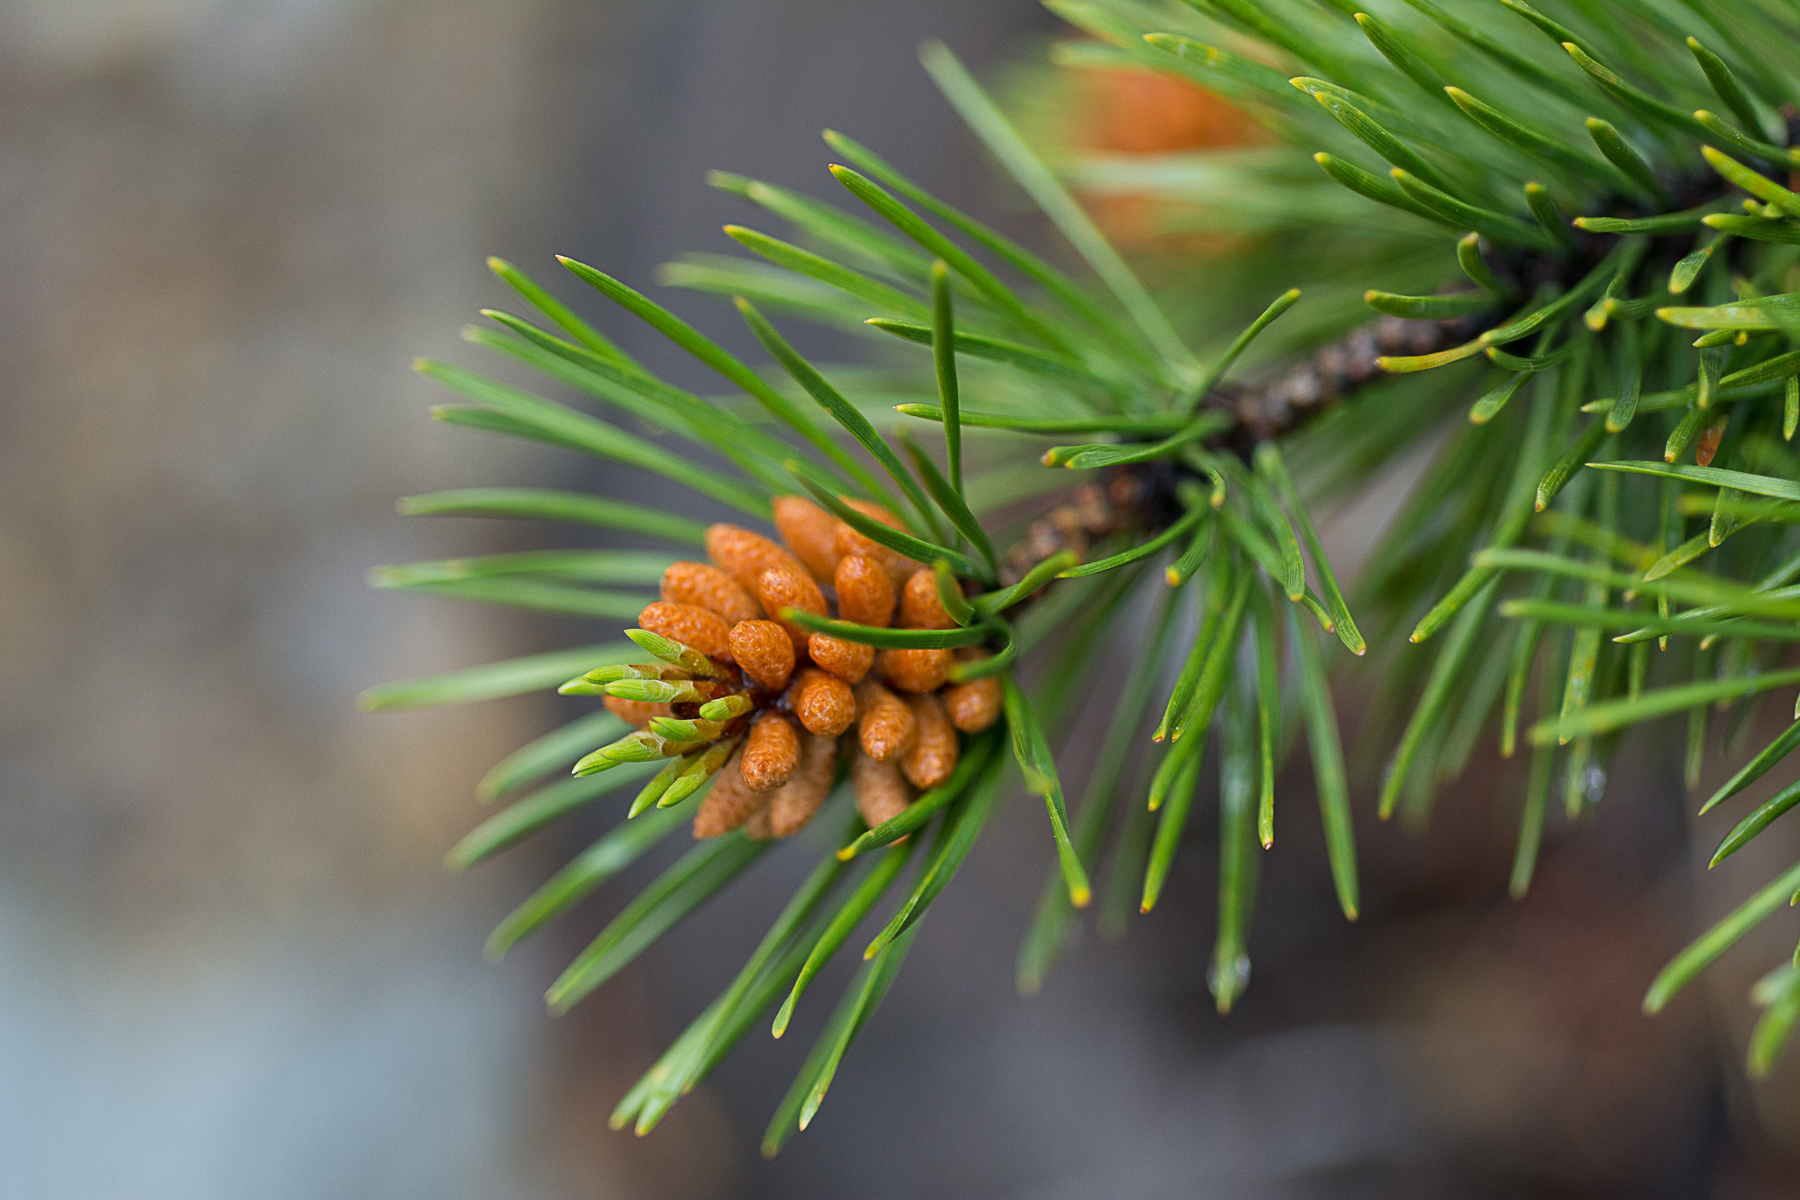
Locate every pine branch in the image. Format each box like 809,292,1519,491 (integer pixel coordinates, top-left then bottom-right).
366,0,1800,1143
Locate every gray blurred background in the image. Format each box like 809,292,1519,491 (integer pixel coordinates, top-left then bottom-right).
4,2,1799,1197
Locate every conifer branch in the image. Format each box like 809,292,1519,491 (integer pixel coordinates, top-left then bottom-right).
367,0,1800,1143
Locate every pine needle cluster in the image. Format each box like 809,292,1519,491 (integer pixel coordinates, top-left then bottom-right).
363,0,1800,1148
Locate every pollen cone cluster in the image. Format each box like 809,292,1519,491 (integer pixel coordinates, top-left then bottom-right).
562,496,1001,840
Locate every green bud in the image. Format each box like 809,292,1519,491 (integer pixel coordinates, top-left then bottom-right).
697,693,754,720
648,717,726,743
626,628,723,678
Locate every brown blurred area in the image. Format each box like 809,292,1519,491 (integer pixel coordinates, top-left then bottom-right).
1074,62,1263,155
1061,51,1266,250
3,2,1800,1197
